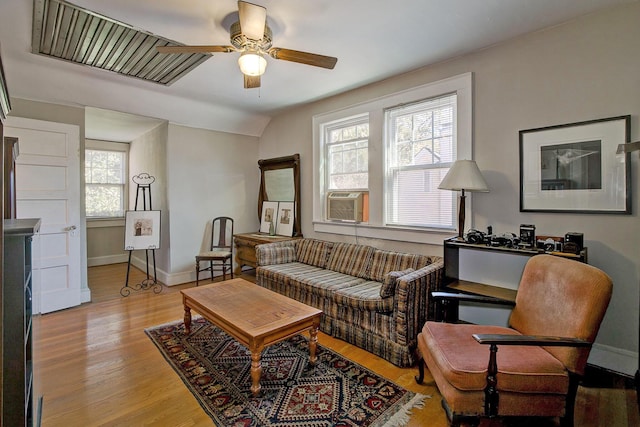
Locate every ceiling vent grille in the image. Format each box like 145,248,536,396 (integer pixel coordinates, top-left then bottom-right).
31,0,210,85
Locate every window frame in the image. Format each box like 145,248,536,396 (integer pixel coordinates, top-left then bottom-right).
312,72,473,245
85,139,129,222
384,93,458,229
325,114,370,192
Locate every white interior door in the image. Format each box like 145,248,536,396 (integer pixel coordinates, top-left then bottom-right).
5,116,81,314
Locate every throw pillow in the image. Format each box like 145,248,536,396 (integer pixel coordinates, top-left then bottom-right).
370,250,431,282
380,268,415,298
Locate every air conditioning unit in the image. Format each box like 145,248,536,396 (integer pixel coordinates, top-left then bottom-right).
327,191,364,222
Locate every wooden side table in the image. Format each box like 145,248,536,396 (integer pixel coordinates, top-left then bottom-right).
234,232,302,274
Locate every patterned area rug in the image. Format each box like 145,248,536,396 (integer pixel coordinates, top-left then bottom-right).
145,317,427,426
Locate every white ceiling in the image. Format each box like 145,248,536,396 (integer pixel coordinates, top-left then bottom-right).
0,0,636,140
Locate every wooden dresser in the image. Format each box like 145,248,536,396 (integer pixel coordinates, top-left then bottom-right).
234,232,301,273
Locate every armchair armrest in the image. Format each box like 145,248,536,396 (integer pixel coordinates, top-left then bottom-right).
472,333,591,348
432,291,516,307
432,291,515,323
472,332,591,418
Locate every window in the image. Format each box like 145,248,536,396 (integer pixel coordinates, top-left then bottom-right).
385,94,456,229
325,115,369,190
85,141,128,218
313,73,472,245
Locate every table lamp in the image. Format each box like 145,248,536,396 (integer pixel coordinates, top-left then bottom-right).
438,159,489,241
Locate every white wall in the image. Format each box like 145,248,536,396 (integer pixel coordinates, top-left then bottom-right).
258,3,640,375
128,122,170,279
164,124,259,284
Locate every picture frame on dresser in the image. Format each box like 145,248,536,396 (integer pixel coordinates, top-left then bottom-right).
275,202,294,237
259,201,279,234
519,115,631,214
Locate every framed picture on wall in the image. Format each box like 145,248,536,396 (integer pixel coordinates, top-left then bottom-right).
275,202,295,237
519,115,631,214
124,210,161,250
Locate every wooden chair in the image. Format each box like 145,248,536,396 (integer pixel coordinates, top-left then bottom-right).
195,217,234,286
416,254,612,427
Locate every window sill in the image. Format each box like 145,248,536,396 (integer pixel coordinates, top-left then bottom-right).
312,221,454,245
87,218,125,228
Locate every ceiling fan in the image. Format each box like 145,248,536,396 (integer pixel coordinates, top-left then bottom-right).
157,1,338,89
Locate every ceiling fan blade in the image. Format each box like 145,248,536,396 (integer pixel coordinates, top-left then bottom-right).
268,48,337,69
244,74,261,89
238,1,267,40
156,45,235,54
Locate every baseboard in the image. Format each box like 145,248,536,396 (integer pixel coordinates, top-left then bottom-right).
588,342,637,377
95,253,238,286
129,255,171,285
81,287,92,303
88,254,128,267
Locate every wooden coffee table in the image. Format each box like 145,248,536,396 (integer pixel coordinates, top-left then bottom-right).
181,278,322,396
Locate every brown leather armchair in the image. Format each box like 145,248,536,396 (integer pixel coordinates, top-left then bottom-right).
416,254,612,427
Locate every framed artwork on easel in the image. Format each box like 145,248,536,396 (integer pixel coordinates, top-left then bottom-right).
124,210,161,250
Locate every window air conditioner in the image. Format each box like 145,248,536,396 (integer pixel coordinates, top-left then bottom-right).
326,191,364,222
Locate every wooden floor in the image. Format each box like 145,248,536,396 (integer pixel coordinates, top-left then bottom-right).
33,263,639,426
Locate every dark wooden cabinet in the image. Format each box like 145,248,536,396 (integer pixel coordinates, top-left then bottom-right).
3,218,40,427
442,238,588,321
3,136,18,219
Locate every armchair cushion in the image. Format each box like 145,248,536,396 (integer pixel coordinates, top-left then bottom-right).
421,322,569,394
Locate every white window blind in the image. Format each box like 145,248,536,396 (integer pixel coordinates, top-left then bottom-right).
85,147,127,218
385,93,457,229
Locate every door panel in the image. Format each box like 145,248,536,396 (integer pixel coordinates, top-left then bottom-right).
5,117,81,313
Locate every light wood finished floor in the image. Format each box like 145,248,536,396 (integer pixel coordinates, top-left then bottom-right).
33,263,639,426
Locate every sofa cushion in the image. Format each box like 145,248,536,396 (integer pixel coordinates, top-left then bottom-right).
333,281,394,313
257,262,324,286
325,242,375,279
370,250,432,282
380,268,415,298
421,322,569,394
294,269,367,299
296,238,334,268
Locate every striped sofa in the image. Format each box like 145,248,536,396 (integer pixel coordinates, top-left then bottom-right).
255,238,444,367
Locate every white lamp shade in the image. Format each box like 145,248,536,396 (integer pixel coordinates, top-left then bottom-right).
439,159,489,192
238,51,267,76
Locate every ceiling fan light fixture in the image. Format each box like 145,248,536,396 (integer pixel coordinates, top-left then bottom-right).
238,50,267,76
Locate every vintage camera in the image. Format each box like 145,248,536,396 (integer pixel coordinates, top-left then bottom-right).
536,237,563,252
490,232,519,248
564,232,584,254
519,224,536,248
465,229,487,245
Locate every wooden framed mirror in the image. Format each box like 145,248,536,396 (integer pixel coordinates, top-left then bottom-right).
258,153,301,237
